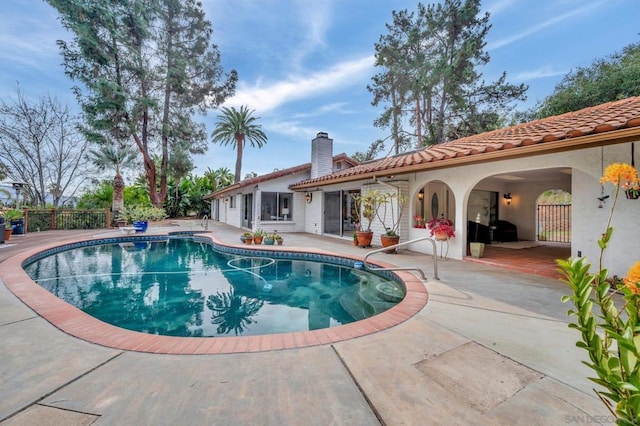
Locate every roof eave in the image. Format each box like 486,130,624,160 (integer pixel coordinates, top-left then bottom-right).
290,126,640,189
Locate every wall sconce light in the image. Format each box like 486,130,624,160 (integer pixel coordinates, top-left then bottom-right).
417,189,424,201
305,192,313,204
504,193,512,205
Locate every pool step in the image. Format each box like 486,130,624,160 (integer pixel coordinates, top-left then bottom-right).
339,280,398,321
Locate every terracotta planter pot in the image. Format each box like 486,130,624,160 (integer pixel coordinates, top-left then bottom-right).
276,239,283,246
253,236,264,245
244,237,253,245
4,228,11,241
380,234,400,253
434,231,449,241
356,231,373,248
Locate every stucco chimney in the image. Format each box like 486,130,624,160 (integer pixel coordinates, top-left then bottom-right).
310,132,333,179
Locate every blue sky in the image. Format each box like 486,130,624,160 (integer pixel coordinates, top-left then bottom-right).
1,0,638,179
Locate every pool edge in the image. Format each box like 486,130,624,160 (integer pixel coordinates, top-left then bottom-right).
1,233,429,355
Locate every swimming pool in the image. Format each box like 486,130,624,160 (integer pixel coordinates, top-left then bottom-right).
23,236,406,338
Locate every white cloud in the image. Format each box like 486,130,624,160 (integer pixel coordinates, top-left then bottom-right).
513,67,567,82
484,0,517,16
290,0,332,68
265,119,319,140
223,55,374,112
292,102,352,119
487,0,609,51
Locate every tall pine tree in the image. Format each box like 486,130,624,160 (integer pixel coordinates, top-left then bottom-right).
369,0,527,150
48,0,237,207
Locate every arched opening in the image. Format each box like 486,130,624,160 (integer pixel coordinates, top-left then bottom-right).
414,180,455,225
536,189,572,243
464,168,572,278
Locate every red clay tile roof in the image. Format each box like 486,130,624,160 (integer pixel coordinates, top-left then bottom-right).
290,96,640,189
204,153,358,199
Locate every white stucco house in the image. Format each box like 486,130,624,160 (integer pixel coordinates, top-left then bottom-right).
206,97,640,276
205,132,360,235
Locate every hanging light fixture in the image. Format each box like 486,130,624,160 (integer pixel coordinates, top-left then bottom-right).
417,189,424,201
305,192,313,204
504,193,512,205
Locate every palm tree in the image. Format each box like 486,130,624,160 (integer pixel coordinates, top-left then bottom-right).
203,167,234,190
210,106,267,183
88,144,138,216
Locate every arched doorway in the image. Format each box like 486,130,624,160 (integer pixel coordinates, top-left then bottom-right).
415,181,454,223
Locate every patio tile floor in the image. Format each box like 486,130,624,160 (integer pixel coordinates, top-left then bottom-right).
465,243,570,279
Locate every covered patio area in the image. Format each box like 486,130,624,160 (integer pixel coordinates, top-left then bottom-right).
465,242,571,279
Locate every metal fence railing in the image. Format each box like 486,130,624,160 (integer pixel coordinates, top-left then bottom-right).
537,204,571,243
24,209,110,233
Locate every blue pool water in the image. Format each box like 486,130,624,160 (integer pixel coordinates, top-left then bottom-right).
24,237,405,337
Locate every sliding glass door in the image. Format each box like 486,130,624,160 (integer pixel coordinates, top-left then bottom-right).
324,190,360,237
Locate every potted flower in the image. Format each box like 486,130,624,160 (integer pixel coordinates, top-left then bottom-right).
414,215,426,228
427,216,455,241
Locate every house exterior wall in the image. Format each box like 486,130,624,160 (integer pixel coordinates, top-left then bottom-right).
211,156,347,234
212,173,306,233
571,143,639,277
394,140,638,275
304,190,323,235
210,134,638,276
228,194,243,228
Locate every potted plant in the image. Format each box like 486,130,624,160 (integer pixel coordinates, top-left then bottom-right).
376,192,407,252
4,209,23,236
469,213,485,258
118,206,166,233
253,229,265,244
625,186,640,199
427,215,455,241
352,231,358,246
352,190,385,248
3,221,12,241
242,232,253,244
263,233,275,245
274,234,283,246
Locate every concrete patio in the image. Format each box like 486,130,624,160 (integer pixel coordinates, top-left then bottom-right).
0,220,611,425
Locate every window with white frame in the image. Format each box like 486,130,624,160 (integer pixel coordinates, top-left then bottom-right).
261,192,293,221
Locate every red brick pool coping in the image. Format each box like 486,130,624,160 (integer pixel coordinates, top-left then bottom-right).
0,234,428,355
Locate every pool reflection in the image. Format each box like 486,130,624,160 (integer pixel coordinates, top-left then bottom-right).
24,238,404,337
